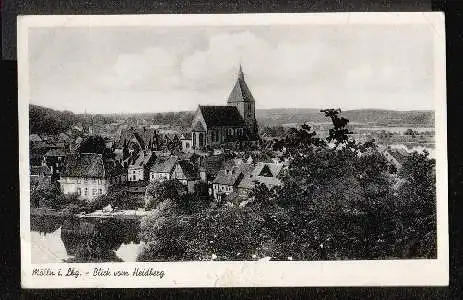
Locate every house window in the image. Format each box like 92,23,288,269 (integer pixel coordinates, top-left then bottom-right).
84,188,88,196
99,189,102,195
212,131,217,142
228,128,233,136
77,187,81,195
92,189,97,196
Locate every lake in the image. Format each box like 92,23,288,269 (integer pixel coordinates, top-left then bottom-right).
30,215,144,263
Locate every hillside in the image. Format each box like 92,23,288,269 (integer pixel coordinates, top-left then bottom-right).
29,105,81,135
29,104,435,136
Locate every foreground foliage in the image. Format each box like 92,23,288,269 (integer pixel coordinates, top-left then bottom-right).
138,109,437,261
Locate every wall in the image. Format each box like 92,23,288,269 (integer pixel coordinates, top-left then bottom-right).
212,183,233,199
128,167,144,181
149,172,171,182
59,177,110,201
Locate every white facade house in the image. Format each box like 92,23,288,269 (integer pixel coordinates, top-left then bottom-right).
171,160,199,193
128,167,144,182
128,151,154,181
211,165,253,200
58,153,126,201
149,156,178,182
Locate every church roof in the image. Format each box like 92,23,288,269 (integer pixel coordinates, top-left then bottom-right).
227,65,255,104
198,106,246,128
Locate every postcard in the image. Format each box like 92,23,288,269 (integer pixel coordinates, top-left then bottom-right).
18,12,447,288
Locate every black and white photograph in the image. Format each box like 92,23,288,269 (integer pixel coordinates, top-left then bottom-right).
18,13,447,287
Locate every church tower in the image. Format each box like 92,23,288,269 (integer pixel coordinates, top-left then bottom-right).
227,65,258,137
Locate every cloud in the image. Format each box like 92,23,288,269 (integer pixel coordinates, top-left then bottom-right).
180,31,338,89
29,25,435,113
98,46,181,91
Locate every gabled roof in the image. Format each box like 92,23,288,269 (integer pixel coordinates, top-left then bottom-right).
119,127,159,149
227,65,255,104
199,155,226,177
44,148,66,157
30,134,43,143
193,120,206,132
213,167,243,186
197,106,246,128
238,162,283,190
62,153,106,178
150,156,178,174
176,160,199,180
254,162,283,178
212,163,253,186
129,151,153,168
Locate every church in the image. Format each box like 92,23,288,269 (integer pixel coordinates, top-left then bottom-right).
191,65,258,150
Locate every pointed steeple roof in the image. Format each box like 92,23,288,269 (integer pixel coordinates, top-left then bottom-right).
227,65,255,104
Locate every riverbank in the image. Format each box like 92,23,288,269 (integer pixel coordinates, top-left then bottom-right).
31,207,149,220
77,209,148,220
30,207,73,217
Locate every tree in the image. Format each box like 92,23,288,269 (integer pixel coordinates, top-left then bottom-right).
320,108,353,147
144,179,187,210
78,135,114,159
393,151,436,258
403,128,418,137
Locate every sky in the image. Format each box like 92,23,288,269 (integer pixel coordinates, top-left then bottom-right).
28,23,435,114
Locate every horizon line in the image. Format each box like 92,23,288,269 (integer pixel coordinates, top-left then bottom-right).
29,103,435,115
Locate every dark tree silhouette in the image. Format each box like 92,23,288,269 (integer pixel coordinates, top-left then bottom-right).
78,135,114,159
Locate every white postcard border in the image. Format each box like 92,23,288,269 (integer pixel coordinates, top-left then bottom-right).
18,12,448,288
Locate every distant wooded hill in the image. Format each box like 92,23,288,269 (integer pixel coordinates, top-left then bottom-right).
29,104,434,135
256,108,434,128
29,105,81,135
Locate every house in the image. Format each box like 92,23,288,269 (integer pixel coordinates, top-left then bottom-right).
118,127,160,152
149,156,178,182
212,164,254,200
172,160,200,193
191,65,258,150
58,153,126,201
198,155,226,184
238,162,284,197
42,148,67,181
127,151,155,182
29,134,57,166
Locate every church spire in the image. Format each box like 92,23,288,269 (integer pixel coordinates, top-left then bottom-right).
238,64,244,80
